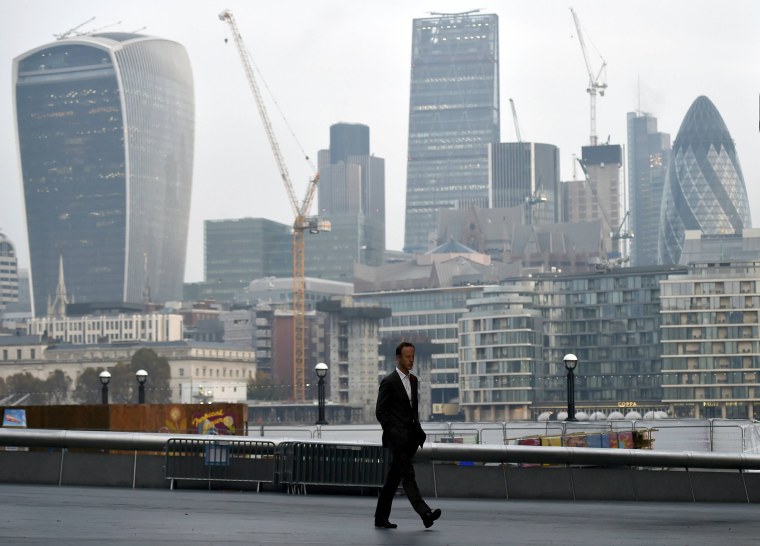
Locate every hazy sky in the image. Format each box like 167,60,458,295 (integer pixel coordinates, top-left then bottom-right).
1,0,758,282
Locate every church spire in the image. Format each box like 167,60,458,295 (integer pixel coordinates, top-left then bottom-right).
49,254,69,318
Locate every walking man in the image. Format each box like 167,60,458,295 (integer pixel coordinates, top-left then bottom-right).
374,341,441,529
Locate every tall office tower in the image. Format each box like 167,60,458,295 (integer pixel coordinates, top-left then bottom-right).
14,33,194,317
318,123,385,222
627,112,671,267
489,142,561,224
329,122,369,164
404,12,500,254
204,218,292,304
0,232,20,311
658,96,751,265
570,144,624,258
314,123,386,280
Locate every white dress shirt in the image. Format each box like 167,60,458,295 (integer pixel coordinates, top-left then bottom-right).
396,367,412,405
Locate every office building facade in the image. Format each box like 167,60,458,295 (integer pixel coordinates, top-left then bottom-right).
14,33,194,316
458,284,543,421
489,142,561,224
627,112,671,267
315,123,385,280
404,12,500,253
575,145,624,258
660,260,760,419
658,96,751,265
0,232,19,311
204,218,292,304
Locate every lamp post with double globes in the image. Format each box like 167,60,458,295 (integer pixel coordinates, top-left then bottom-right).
563,354,578,422
315,362,328,426
136,369,148,404
99,370,111,405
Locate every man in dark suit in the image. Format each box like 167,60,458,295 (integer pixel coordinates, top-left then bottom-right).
374,341,441,529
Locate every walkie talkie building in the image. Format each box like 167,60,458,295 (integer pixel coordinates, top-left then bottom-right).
14,33,194,316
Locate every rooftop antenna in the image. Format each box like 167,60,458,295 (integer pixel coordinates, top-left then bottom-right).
84,21,123,35
54,17,95,40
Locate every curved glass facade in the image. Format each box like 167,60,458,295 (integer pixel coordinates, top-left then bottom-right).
657,96,751,265
14,34,194,316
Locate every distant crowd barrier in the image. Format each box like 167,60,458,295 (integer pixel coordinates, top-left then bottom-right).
165,438,277,491
276,442,389,494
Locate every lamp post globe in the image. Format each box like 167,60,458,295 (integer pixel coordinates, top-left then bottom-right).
563,354,578,421
563,353,578,371
315,362,328,425
99,371,111,405
136,369,148,404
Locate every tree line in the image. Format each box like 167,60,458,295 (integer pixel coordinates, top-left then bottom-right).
0,348,172,405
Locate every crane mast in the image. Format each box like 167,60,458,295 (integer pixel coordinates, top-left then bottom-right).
570,7,607,146
219,9,324,402
509,98,522,143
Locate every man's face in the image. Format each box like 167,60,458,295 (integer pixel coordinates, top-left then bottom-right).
396,346,415,374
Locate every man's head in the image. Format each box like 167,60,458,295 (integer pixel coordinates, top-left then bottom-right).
395,341,415,374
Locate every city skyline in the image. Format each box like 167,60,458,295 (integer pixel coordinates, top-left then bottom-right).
1,0,758,284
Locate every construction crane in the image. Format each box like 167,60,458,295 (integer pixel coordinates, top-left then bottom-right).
509,98,522,143
219,9,328,402
570,7,607,146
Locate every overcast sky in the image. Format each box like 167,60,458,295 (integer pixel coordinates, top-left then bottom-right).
1,0,758,282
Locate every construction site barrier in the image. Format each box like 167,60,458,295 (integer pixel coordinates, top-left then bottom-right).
165,438,277,490
276,441,390,494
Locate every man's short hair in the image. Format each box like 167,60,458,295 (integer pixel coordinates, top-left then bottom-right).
396,341,415,356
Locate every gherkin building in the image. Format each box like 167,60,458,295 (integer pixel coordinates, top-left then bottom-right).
658,96,751,265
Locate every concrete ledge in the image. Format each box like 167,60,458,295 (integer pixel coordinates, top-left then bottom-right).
505,466,574,500
0,451,62,485
1,451,758,503
632,469,695,502
430,463,507,498
570,467,637,501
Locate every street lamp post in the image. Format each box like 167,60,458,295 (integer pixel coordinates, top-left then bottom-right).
563,354,578,422
136,369,148,404
99,370,111,405
315,362,328,425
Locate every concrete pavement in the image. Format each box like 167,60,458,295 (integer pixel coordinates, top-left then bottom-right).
0,484,758,545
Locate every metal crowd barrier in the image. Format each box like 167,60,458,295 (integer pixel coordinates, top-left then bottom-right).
165,438,277,491
276,441,390,494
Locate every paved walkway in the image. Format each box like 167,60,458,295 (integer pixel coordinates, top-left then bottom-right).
1,485,759,545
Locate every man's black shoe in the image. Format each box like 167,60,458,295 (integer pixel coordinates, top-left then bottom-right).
374,519,397,529
422,508,441,528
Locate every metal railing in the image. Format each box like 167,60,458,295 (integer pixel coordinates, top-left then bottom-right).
4,429,760,502
276,441,389,494
165,438,277,490
4,428,760,471
251,419,760,453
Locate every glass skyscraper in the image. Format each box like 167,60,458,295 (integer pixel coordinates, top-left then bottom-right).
404,12,500,254
626,112,670,267
658,96,751,265
489,142,560,224
14,33,194,316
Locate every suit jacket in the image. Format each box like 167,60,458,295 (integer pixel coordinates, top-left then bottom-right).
376,369,426,450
